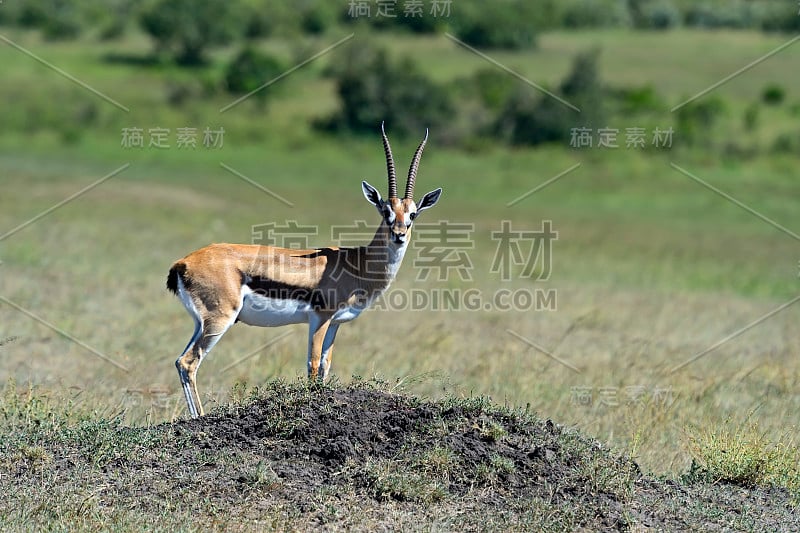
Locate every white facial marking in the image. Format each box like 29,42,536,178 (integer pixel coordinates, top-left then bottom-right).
384,203,395,223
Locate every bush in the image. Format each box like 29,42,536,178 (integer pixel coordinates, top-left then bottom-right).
17,1,49,28
41,14,82,41
743,103,760,132
771,132,800,154
762,84,785,106
394,8,445,34
495,49,606,146
453,1,538,50
494,89,563,145
13,0,85,40
300,2,337,35
140,0,244,65
561,0,631,28
611,85,665,114
224,47,287,103
683,1,760,29
320,44,453,138
675,96,726,146
760,2,800,32
93,0,141,41
635,0,681,29
472,68,517,111
99,18,127,41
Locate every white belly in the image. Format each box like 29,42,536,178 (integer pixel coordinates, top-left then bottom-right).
237,287,378,326
238,291,311,327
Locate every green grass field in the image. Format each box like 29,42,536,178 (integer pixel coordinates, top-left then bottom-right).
1,26,799,483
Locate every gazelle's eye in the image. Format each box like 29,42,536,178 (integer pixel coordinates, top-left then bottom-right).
409,212,417,221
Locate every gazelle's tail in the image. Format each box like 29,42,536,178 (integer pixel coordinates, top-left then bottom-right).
166,262,187,295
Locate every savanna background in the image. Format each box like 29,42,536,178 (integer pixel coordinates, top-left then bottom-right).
1,0,799,529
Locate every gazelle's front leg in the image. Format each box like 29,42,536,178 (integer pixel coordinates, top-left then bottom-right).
319,323,340,380
307,314,333,380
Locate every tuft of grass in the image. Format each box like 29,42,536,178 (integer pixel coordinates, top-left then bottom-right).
684,416,800,499
60,419,168,467
240,460,281,490
417,445,458,481
357,436,457,504
477,418,509,442
0,378,84,436
476,454,516,487
0,336,18,348
0,443,53,473
361,458,448,504
556,430,639,502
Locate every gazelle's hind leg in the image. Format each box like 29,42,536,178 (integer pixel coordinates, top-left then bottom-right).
176,344,201,419
176,313,237,418
173,275,240,418
175,312,202,418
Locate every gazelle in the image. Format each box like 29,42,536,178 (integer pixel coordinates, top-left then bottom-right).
166,124,442,418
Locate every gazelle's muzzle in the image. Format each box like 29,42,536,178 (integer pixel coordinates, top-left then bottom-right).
390,229,407,244
389,219,408,243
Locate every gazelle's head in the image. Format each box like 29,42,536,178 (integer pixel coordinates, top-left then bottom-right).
362,123,442,246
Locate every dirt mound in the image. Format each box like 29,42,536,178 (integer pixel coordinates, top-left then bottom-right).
177,382,634,517
2,379,798,531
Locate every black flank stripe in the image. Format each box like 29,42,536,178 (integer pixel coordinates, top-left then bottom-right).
245,275,328,309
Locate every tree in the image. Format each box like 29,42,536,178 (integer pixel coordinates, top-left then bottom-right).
140,0,243,65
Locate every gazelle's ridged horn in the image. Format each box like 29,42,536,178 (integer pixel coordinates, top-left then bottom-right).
405,128,428,199
381,121,398,199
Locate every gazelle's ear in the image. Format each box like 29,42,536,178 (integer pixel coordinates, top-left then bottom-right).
416,188,442,215
362,181,383,209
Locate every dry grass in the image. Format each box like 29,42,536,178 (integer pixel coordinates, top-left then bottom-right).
684,413,800,496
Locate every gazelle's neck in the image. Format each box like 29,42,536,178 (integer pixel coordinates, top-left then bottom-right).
366,220,409,283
